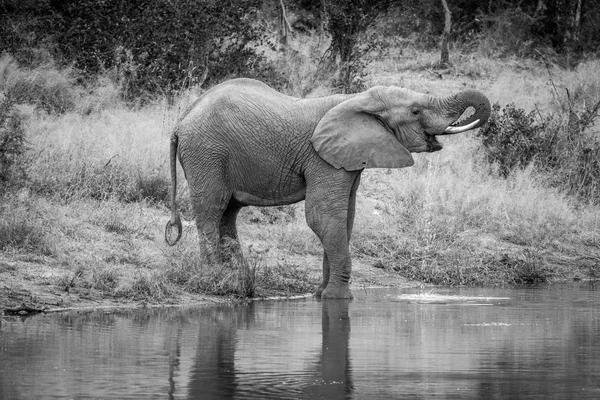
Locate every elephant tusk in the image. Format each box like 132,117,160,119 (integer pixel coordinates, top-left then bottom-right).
443,119,481,134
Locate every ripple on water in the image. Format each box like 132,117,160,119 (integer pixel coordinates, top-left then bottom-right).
1,284,599,399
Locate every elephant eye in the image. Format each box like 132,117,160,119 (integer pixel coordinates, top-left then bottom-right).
411,109,421,116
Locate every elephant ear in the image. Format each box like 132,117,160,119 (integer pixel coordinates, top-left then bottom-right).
311,91,414,171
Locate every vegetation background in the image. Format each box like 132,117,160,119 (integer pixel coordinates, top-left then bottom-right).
1,0,599,311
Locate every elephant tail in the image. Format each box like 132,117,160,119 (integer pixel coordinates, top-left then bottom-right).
165,133,182,246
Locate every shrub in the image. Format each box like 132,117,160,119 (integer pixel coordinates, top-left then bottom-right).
56,0,270,98
475,8,541,58
478,101,600,203
323,0,393,93
477,103,552,178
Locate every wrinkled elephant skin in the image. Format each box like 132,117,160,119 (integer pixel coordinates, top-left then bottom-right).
165,78,491,299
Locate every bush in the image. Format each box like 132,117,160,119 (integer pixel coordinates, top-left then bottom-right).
478,101,600,203
477,103,551,177
323,0,393,93
55,0,270,98
475,8,541,58
1,1,280,99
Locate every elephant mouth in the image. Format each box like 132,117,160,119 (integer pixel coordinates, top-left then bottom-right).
425,134,443,152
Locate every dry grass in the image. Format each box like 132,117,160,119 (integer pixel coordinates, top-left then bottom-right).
1,41,599,306
0,53,78,113
24,101,177,202
159,233,317,298
346,133,598,284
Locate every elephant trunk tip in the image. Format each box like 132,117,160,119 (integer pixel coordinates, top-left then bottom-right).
438,90,491,135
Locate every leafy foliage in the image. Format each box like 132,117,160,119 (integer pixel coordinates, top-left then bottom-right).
64,1,269,95
477,104,550,177
322,0,392,93
2,0,600,99
1,0,277,98
478,101,600,203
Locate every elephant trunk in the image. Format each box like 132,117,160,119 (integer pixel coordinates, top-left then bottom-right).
437,90,491,135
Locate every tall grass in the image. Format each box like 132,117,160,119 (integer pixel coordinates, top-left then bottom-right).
0,192,54,254
0,53,77,114
348,134,598,285
0,52,177,202
25,103,176,202
159,233,317,298
1,38,599,300
0,93,27,186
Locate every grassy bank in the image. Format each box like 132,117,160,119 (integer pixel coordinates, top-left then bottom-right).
1,47,600,312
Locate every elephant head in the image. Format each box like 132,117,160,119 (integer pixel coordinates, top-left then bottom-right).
311,87,491,171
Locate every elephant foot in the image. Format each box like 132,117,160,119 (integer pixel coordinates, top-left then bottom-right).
314,283,327,298
319,284,353,299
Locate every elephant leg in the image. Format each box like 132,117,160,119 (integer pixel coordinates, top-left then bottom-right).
308,212,352,299
346,174,360,242
306,171,361,299
314,174,361,298
189,177,232,264
219,200,243,263
315,253,330,298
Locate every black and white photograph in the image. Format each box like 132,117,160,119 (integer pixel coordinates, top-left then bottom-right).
1,0,599,398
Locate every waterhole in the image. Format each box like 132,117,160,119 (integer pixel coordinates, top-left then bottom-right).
1,284,599,399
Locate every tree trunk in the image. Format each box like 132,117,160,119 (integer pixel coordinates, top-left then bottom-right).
440,0,451,67
278,0,293,46
572,0,582,44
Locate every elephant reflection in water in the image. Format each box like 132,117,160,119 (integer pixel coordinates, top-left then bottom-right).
186,305,253,399
176,301,353,398
305,300,354,397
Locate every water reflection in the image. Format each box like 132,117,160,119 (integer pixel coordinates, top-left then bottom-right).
186,300,354,399
307,300,353,399
186,304,244,399
1,284,599,399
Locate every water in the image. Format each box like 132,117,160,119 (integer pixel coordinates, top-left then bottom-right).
1,284,599,399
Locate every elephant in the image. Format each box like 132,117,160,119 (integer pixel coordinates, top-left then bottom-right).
165,78,491,299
